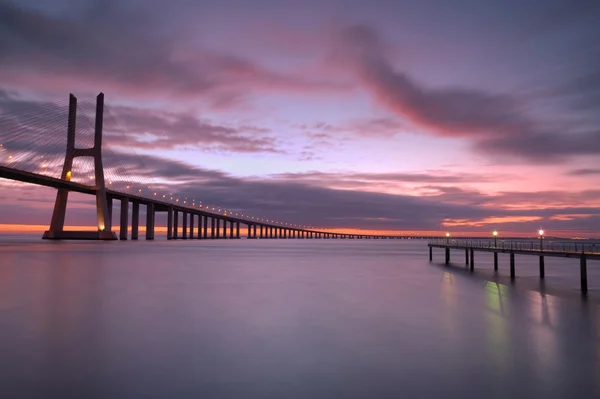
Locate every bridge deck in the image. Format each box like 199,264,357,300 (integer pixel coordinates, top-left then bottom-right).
428,243,600,260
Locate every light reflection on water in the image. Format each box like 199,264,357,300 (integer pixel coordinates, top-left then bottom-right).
1,238,600,398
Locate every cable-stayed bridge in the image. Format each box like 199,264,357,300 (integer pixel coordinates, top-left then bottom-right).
0,92,431,240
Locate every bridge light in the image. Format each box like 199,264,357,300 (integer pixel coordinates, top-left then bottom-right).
66,171,72,181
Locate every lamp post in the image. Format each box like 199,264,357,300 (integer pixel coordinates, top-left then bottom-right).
493,230,498,247
538,229,544,251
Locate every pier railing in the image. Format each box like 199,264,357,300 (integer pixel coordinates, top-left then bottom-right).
428,239,599,255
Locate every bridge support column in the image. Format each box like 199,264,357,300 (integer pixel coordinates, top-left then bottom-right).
230,221,234,238
216,219,221,238
182,212,188,239
494,252,498,271
581,255,588,293
445,248,450,264
247,224,251,239
119,198,129,240
510,252,515,279
167,206,173,240
539,256,545,279
197,215,203,239
173,210,179,239
469,248,474,271
146,203,154,240
211,217,215,239
252,225,256,238
131,202,139,240
203,216,208,239
260,225,264,238
236,222,240,239
189,213,195,239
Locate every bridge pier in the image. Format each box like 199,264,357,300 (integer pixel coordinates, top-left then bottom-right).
203,215,208,239
131,202,139,240
182,212,188,239
236,222,240,238
581,255,588,293
210,217,215,239
216,218,221,239
469,248,474,271
173,210,179,239
119,198,129,240
167,206,173,240
145,203,154,240
190,213,195,239
510,252,515,279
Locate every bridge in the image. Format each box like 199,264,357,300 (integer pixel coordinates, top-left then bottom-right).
0,92,437,241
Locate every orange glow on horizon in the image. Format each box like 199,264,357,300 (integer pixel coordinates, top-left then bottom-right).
0,224,596,238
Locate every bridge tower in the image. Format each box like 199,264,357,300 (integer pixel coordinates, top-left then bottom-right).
43,93,117,240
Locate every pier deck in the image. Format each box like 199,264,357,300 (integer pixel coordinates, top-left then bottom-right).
428,240,600,292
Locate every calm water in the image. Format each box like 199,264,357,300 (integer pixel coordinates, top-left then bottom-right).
1,236,600,398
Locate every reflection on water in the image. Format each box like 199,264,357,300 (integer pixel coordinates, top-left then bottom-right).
1,238,600,398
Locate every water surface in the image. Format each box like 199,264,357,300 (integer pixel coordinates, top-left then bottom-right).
1,237,600,398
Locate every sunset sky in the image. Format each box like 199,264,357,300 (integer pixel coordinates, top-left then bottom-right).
0,0,599,236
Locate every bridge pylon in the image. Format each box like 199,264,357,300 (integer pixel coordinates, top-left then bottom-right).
43,93,117,240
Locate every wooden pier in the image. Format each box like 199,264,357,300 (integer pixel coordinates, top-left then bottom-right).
428,239,600,292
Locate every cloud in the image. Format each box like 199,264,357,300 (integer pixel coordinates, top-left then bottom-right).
0,1,345,108
338,25,531,139
337,24,600,162
567,168,600,176
102,105,281,153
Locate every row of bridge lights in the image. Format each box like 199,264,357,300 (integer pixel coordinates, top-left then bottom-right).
115,182,317,230
445,229,546,247
2,144,53,174
63,166,320,230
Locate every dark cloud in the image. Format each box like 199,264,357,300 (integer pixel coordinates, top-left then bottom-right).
338,24,600,163
476,129,600,161
338,25,531,139
568,168,600,176
102,105,280,153
0,1,344,107
271,170,506,185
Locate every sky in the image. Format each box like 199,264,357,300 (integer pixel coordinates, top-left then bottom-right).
0,0,599,237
